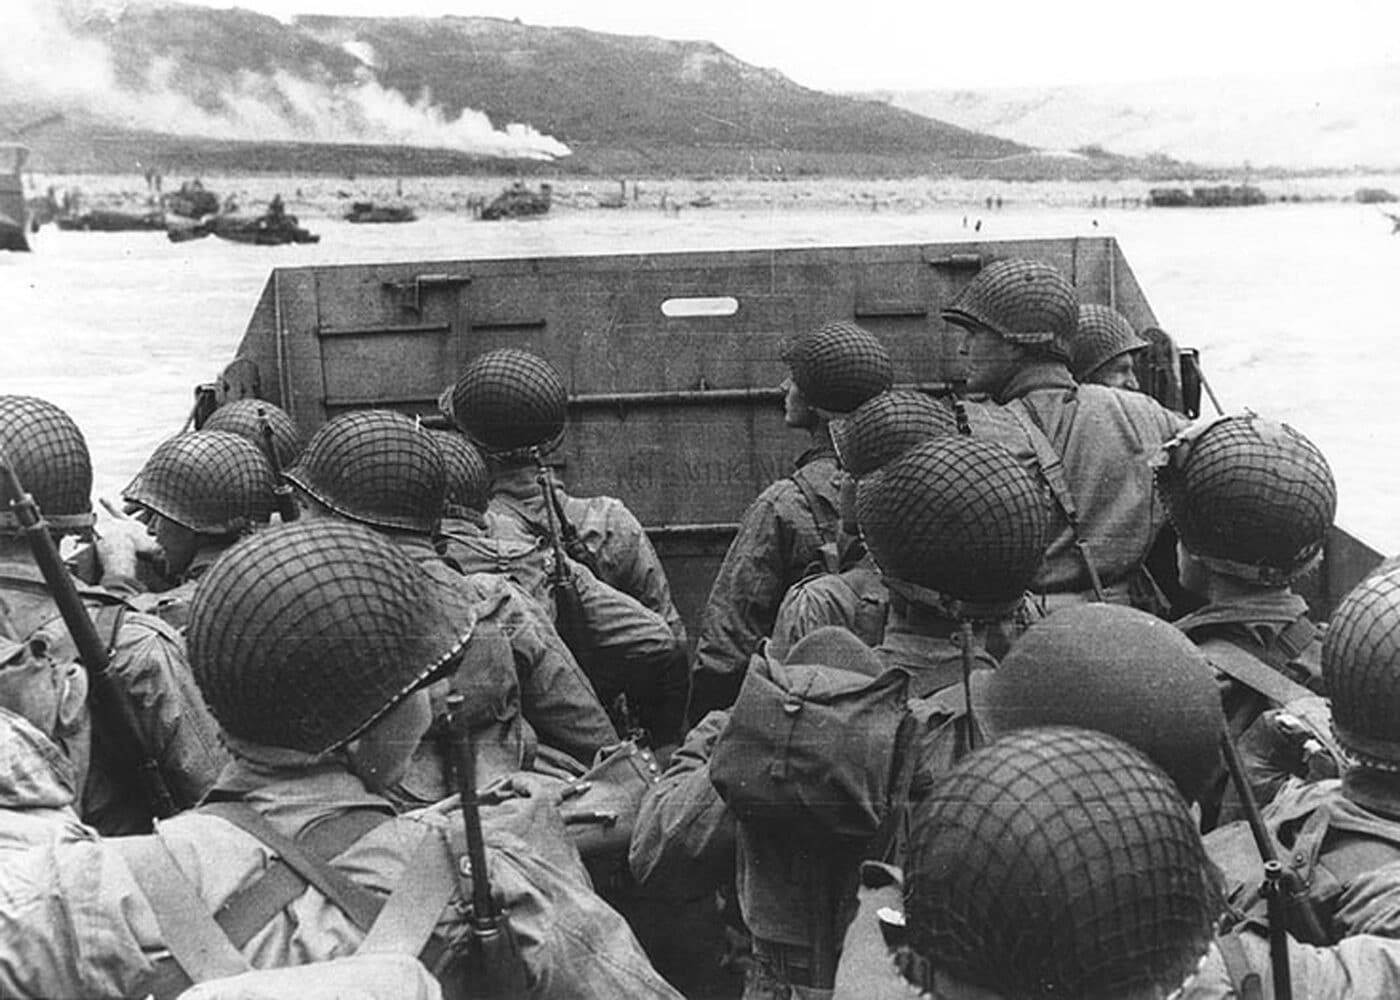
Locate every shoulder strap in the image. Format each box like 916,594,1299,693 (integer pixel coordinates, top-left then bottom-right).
91,602,127,655
210,806,394,949
869,711,920,866
113,835,252,985
199,801,386,935
358,825,462,959
1199,637,1314,707
789,465,838,547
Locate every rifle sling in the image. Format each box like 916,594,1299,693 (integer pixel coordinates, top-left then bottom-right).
1199,637,1314,708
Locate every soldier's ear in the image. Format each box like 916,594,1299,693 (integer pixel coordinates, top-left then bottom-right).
55,662,89,734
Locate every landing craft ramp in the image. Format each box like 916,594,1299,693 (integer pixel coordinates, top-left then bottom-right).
205,236,1380,630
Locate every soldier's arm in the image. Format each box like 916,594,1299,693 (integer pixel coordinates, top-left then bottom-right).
690,490,791,719
565,495,687,643
629,710,736,897
106,613,228,807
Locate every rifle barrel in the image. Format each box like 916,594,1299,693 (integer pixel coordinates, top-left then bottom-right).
445,692,499,926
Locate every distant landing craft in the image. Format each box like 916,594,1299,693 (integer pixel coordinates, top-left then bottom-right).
0,143,31,251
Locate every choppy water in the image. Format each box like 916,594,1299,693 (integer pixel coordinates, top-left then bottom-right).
3,194,1398,554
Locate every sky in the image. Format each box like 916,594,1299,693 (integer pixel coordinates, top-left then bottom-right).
179,0,1400,92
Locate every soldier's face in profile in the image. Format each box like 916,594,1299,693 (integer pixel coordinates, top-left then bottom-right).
781,376,816,429
960,325,1019,395
1088,353,1140,391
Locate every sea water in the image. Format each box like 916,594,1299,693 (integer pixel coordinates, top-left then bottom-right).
3,193,1398,554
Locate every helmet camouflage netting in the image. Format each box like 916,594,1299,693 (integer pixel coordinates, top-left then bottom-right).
0,395,94,535
439,348,569,456
781,320,894,414
941,259,1078,363
123,431,276,534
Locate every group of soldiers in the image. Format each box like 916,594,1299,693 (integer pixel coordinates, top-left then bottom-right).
2,256,1400,998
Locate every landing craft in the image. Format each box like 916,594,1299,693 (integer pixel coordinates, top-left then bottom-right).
190,236,1383,629
0,144,31,251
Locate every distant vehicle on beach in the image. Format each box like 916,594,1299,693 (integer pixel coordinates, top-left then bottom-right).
480,181,552,220
1149,185,1267,208
0,143,32,251
55,208,167,232
344,201,417,224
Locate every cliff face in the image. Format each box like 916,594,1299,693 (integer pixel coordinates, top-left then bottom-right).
2,3,1031,176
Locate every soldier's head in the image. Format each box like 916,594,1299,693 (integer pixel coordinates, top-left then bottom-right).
1071,303,1148,390
122,431,276,577
187,520,475,788
975,603,1225,804
1157,413,1336,592
201,398,304,470
1324,565,1400,773
856,436,1047,623
284,410,446,536
780,320,893,429
900,727,1219,1000
0,395,94,542
941,259,1078,397
439,348,569,467
432,430,492,523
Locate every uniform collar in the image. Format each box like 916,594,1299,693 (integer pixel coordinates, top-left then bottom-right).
995,360,1076,403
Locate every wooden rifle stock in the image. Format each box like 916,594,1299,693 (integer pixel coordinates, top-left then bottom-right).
0,455,177,820
443,692,528,998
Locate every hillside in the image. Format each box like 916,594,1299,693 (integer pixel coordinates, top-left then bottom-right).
2,2,1046,177
865,64,1400,171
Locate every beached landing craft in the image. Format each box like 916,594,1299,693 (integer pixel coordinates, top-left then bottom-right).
192,236,1383,629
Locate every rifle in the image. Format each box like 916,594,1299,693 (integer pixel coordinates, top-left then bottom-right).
531,449,604,669
1219,732,1328,998
442,692,528,998
0,454,177,820
256,406,299,522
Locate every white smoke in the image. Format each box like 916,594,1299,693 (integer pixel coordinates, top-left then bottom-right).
0,0,570,160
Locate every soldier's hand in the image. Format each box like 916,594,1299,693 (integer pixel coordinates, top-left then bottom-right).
93,497,161,583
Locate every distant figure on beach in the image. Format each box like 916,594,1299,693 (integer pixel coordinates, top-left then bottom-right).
1386,211,1400,234
974,219,982,232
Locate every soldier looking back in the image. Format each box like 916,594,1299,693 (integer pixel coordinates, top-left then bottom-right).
943,259,1187,610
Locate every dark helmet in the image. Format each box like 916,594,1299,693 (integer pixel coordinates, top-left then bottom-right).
123,431,276,535
780,320,894,414
432,430,491,517
202,399,304,470
976,604,1225,802
284,410,446,534
902,727,1218,1000
1158,413,1336,585
940,258,1078,362
1070,303,1148,382
1324,565,1400,768
830,389,958,479
438,348,568,457
187,520,475,754
856,437,1048,612
0,395,93,536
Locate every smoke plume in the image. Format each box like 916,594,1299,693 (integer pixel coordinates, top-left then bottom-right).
0,1,570,160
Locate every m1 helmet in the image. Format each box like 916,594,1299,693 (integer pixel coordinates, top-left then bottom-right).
902,727,1218,1000
780,320,894,414
432,430,492,517
1070,303,1148,382
0,395,94,536
1157,413,1336,585
830,389,959,479
856,436,1048,616
1324,566,1400,769
438,348,568,458
187,520,475,754
202,398,304,470
940,258,1078,362
284,410,446,534
123,431,276,535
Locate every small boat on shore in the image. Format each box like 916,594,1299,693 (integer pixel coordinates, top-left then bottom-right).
56,209,167,232
167,207,319,246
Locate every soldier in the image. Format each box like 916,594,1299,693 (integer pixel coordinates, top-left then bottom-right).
1160,413,1338,824
0,520,682,999
440,347,686,642
432,428,686,747
1069,302,1149,389
0,395,226,835
689,320,894,720
768,388,958,657
942,258,1187,610
1206,565,1400,944
116,430,277,629
282,409,617,776
632,436,1048,998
